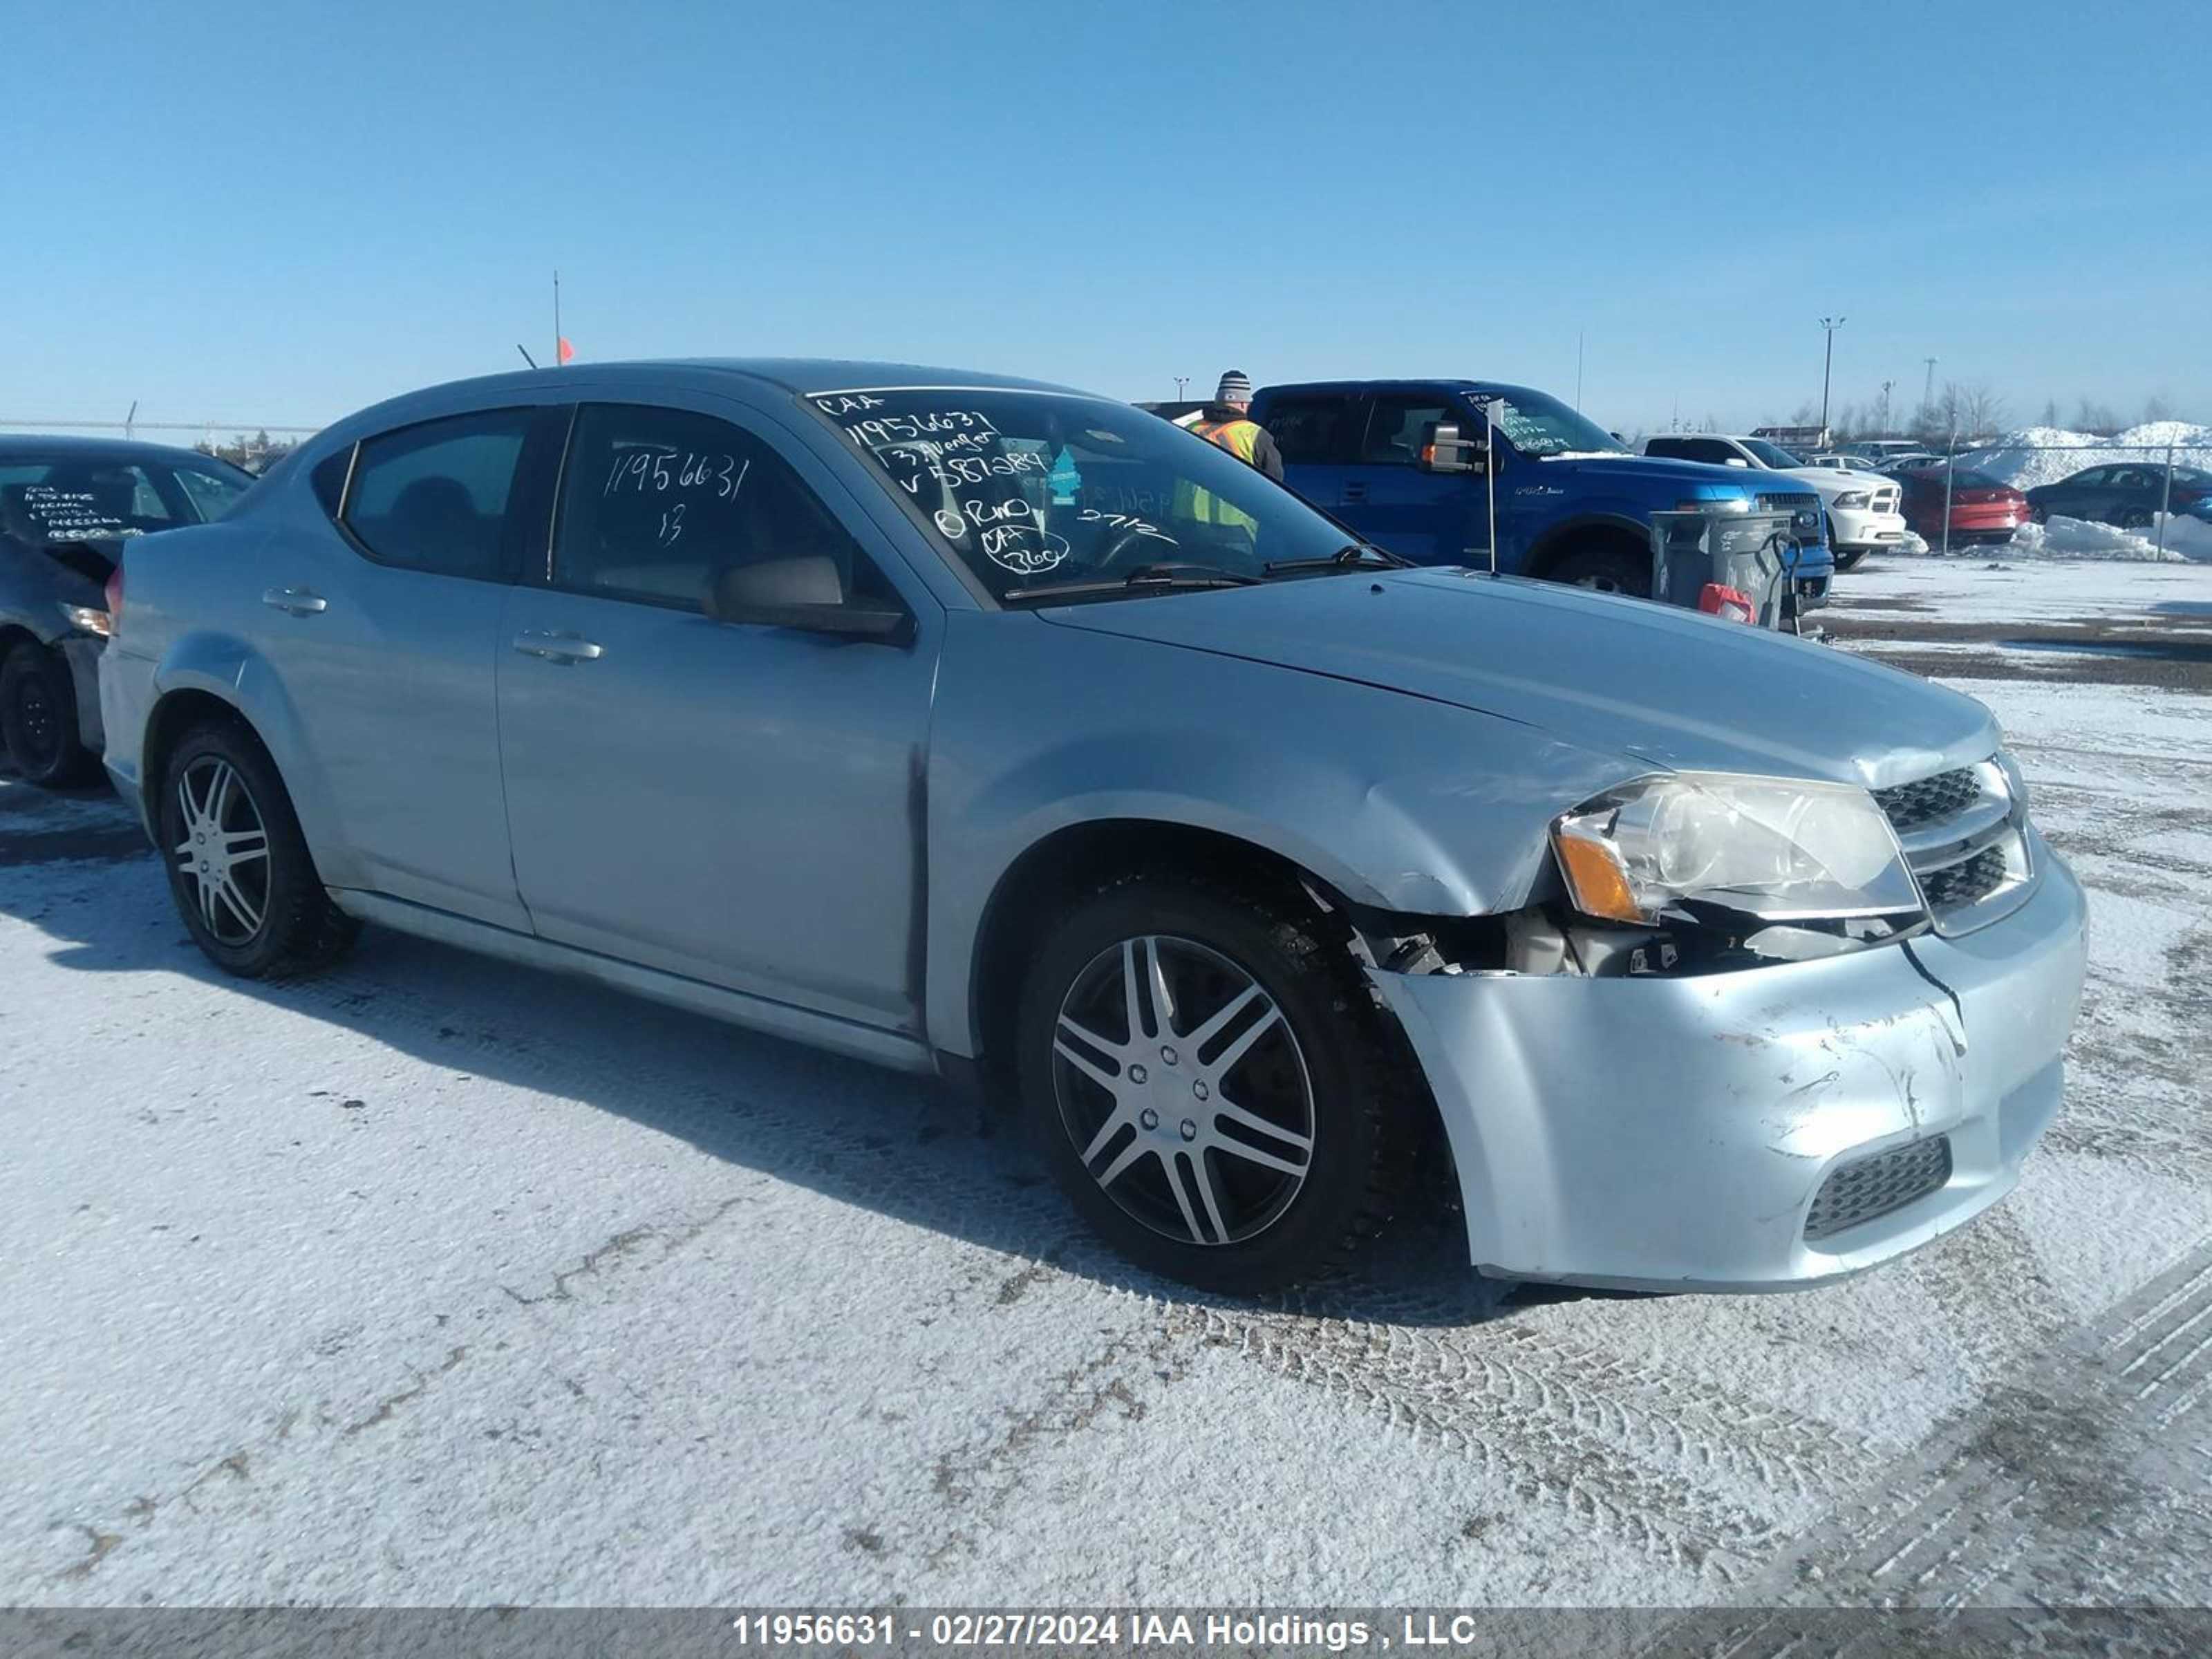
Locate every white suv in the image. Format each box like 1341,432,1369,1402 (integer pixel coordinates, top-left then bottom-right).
1642,434,1908,571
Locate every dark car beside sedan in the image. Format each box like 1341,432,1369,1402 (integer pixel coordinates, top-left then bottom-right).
2024,462,2212,529
0,435,253,784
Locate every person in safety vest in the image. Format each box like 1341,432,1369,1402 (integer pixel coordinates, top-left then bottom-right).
1175,370,1284,481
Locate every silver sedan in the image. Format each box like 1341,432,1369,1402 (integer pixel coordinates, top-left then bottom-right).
97,360,2087,1294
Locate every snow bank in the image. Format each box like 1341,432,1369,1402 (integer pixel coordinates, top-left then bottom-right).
1958,422,2212,491
1895,515,2186,562
2160,511,2212,563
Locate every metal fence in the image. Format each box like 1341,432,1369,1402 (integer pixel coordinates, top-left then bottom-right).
1902,438,2211,559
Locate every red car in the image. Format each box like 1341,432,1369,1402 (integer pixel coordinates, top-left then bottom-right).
1889,466,2030,545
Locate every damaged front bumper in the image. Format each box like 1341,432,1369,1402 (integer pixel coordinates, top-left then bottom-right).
1371,827,2088,1290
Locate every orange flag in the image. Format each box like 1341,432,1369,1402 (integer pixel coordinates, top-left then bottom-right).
556,337,575,364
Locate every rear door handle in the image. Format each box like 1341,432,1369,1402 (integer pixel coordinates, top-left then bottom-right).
1341,482,1369,502
262,587,327,615
512,630,603,664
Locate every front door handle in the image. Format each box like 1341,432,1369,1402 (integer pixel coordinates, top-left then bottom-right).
1341,481,1369,503
262,587,327,615
512,630,603,664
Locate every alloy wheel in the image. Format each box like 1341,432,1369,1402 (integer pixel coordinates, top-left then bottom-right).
1051,934,1315,1247
173,757,272,946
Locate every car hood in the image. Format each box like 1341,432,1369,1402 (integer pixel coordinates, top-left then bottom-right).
1534,453,1813,496
1779,465,1889,500
1037,570,1998,789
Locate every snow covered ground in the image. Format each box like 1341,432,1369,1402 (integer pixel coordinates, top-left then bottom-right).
5,574,2211,1611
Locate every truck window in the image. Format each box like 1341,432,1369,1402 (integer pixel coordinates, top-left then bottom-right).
1360,398,1454,466
1263,396,1362,465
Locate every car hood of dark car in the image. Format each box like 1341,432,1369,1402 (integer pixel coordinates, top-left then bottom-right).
1037,568,2000,789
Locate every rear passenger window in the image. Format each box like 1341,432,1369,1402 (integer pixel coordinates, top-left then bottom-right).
554,404,899,615
343,411,533,580
1262,397,1362,465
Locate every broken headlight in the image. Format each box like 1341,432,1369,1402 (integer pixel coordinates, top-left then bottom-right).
1551,772,1922,927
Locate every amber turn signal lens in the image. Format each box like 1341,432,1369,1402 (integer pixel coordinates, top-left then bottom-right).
1553,830,1643,924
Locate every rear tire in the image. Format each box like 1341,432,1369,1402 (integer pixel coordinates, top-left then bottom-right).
1544,541,1651,597
1,642,99,787
157,720,359,978
1015,870,1416,1294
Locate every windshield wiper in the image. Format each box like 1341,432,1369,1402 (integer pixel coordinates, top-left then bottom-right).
1002,562,1264,603
1263,541,1417,577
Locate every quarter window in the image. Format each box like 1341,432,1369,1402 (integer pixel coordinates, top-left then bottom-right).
343,410,533,580
554,404,896,615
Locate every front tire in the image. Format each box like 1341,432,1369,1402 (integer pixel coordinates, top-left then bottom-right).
1015,872,1413,1293
158,720,359,977
1,642,99,787
2117,507,2153,530
1544,541,1651,597
1833,548,1867,572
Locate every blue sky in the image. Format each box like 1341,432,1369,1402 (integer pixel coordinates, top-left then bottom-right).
3,0,2202,438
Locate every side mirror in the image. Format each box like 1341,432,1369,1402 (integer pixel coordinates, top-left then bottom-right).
707,556,915,644
1725,456,1751,467
1418,422,1483,474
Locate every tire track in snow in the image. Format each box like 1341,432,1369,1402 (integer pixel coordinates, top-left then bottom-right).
1639,1235,2212,1647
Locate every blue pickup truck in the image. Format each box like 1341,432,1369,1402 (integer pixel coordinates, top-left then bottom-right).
1250,379,1833,610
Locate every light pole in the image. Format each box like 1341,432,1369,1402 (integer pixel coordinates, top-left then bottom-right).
1819,316,1846,435
1922,357,1938,415
1174,376,1188,402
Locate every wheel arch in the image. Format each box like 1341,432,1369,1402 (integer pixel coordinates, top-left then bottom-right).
960,816,1460,1222
966,819,1347,1086
1521,512,1651,581
138,640,357,887
0,621,48,660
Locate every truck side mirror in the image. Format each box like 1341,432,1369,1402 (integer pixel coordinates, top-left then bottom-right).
1418,422,1483,474
1725,456,1751,467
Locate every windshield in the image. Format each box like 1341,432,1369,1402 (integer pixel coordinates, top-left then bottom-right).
808,388,1353,602
1488,390,1626,457
1739,438,1808,469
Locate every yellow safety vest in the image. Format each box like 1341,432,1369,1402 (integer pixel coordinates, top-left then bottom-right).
1176,418,1262,537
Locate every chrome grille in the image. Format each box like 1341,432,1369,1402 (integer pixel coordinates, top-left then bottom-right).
1873,758,2033,932
1806,1136,1953,1241
1873,767,1980,832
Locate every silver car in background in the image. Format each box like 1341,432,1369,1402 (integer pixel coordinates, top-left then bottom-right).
99,360,2088,1294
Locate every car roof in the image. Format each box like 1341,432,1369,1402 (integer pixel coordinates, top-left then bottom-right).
0,433,236,466
312,359,1110,453
1255,379,1556,403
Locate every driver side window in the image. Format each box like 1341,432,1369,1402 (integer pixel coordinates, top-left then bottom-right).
554,404,898,615
1360,398,1453,466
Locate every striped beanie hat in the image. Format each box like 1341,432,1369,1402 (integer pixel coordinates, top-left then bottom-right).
1216,370,1253,404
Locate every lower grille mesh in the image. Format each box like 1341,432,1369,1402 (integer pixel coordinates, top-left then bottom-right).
1920,845,2009,912
1805,1136,1953,1241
